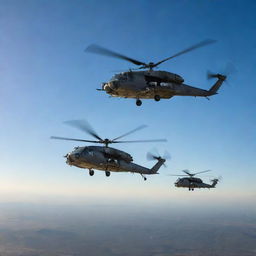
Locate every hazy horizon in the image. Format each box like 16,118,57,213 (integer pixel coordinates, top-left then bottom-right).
0,201,255,256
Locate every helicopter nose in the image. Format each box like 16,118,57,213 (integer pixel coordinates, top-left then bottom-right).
110,81,119,89
71,152,80,159
105,81,119,91
65,153,73,164
66,152,80,164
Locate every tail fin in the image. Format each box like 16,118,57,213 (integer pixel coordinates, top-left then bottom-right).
150,157,166,174
211,178,219,188
208,74,226,95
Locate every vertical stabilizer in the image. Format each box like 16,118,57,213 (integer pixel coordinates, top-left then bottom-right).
211,179,219,188
208,74,226,95
150,158,166,174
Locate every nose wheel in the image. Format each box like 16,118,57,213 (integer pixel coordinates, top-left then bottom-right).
89,169,94,176
105,171,111,177
154,95,161,101
136,99,142,106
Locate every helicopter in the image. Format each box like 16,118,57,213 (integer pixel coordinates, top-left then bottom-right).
86,40,227,106
51,120,169,180
170,170,219,191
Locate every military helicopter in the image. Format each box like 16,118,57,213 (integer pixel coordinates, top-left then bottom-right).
170,170,219,191
51,120,169,180
86,40,227,106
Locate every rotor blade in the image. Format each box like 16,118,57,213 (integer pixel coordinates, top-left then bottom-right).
182,169,192,176
153,39,217,67
64,120,103,141
167,174,188,177
50,136,99,143
146,152,156,161
85,44,147,66
112,125,147,141
207,70,216,80
194,170,212,175
146,148,160,161
112,139,167,143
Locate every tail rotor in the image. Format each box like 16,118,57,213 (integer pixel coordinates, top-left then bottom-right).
207,62,237,83
210,175,222,183
147,149,171,167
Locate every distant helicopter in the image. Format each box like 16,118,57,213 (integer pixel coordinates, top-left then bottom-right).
51,120,169,180
170,170,219,191
86,40,227,106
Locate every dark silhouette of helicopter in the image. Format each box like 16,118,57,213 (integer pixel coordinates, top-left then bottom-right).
86,40,227,106
170,170,220,191
51,120,169,180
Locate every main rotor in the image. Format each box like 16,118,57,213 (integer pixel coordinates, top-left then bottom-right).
170,169,212,178
51,120,167,147
85,39,216,71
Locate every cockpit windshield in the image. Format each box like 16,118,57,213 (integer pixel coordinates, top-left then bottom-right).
110,73,127,81
73,147,84,153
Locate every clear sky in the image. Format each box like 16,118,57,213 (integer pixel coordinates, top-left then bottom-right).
0,0,255,208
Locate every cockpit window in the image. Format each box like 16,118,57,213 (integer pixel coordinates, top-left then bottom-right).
110,73,127,81
73,147,83,153
119,73,127,80
82,148,88,154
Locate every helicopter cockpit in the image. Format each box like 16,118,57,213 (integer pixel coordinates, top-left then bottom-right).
70,147,84,159
110,73,128,81
73,146,84,153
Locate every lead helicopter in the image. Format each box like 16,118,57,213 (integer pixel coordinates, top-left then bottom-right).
51,120,169,180
170,170,220,191
86,40,227,106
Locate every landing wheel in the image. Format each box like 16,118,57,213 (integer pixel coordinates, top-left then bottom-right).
192,188,194,191
136,99,142,106
154,95,161,101
89,170,94,176
141,174,147,181
105,171,111,177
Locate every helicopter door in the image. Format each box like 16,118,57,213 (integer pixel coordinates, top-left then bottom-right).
144,74,162,86
107,158,119,168
127,72,133,81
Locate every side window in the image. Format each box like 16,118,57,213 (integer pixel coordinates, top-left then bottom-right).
82,148,88,156
120,74,127,81
127,72,132,80
88,149,94,156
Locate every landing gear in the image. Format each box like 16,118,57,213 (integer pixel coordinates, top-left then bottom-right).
89,170,94,176
154,95,161,101
140,174,147,181
105,171,111,177
136,99,142,106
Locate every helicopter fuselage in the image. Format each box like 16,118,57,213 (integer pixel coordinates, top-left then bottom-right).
65,145,165,175
175,177,217,190
101,70,225,105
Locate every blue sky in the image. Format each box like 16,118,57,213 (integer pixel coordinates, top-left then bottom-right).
0,0,255,207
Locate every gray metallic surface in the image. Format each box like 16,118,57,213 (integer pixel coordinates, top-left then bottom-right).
66,146,166,175
102,70,226,102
